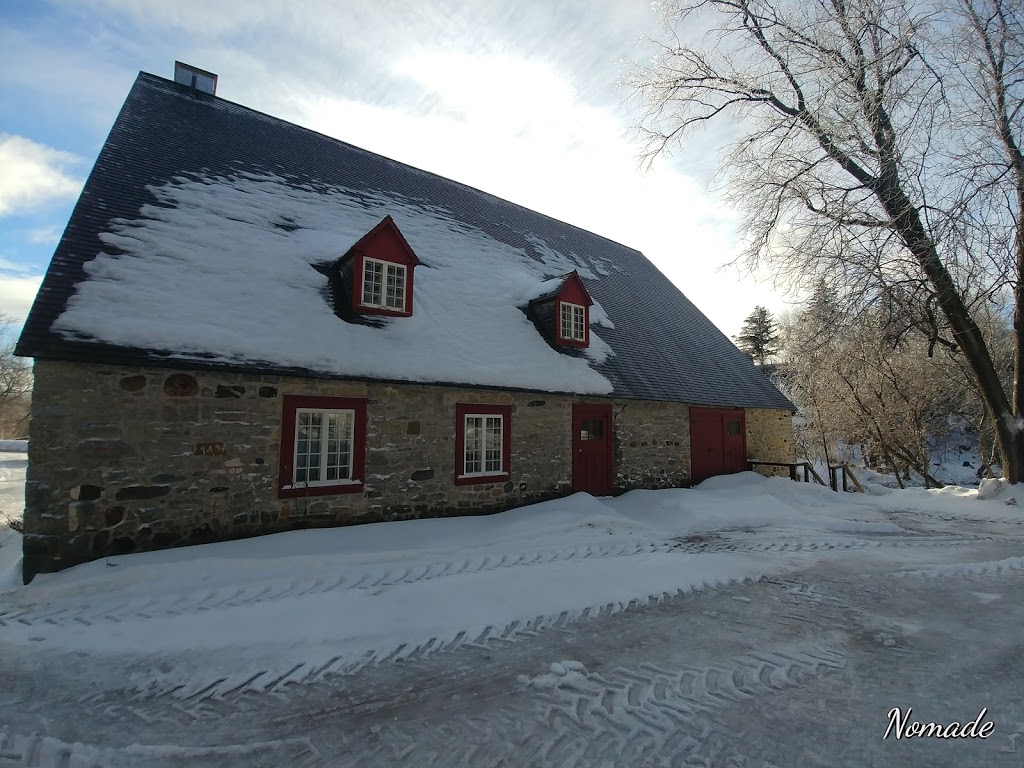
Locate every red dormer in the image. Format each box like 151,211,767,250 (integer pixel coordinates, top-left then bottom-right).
528,270,594,349
342,216,421,317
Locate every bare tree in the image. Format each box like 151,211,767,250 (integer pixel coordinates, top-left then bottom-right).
782,299,994,487
631,0,1024,480
0,314,31,438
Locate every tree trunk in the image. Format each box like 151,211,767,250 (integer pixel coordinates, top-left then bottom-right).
1009,157,1024,485
876,177,1024,482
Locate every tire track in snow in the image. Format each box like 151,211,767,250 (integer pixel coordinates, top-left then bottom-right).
887,508,1024,527
895,555,1024,579
0,540,673,629
310,644,845,768
23,574,858,766
675,532,1004,555
2,531,1000,630
126,574,766,703
514,645,845,768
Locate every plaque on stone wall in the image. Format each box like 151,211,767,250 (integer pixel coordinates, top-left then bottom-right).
194,441,226,456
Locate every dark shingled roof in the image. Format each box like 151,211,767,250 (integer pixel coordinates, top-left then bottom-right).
16,72,793,411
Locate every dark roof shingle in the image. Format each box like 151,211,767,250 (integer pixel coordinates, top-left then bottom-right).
16,72,793,411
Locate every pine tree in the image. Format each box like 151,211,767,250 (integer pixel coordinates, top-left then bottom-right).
734,306,779,365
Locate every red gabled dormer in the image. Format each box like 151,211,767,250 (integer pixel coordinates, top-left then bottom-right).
342,216,420,317
527,270,594,349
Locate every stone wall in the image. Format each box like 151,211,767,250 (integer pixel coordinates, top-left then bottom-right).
614,401,690,489
23,361,791,579
745,407,796,477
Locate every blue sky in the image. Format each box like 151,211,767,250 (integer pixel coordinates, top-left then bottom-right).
0,0,787,339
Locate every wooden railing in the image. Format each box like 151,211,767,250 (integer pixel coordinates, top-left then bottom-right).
828,464,865,493
746,460,863,493
747,460,826,485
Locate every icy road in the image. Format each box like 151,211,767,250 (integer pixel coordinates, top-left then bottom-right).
1,458,1022,766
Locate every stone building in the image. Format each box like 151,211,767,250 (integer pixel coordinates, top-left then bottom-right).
15,64,795,581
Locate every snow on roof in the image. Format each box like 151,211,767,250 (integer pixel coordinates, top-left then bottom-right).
522,274,572,304
17,72,795,410
54,173,614,394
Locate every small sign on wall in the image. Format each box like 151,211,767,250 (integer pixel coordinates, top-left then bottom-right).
194,441,226,456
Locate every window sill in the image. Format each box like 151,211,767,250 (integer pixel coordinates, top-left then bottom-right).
354,304,412,317
278,480,364,499
556,336,589,349
454,472,510,487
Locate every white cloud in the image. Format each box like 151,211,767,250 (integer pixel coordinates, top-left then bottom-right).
28,226,61,246
0,273,44,324
282,51,772,336
0,135,83,217
13,1,785,336
0,22,140,137
0,257,34,274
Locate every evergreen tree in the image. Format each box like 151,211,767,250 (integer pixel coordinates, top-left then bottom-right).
802,281,843,339
734,306,779,365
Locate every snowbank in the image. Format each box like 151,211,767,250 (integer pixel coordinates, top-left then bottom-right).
0,524,21,593
3,469,1014,702
0,447,26,592
605,472,905,536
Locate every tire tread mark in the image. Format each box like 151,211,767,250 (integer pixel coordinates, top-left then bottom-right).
1,541,676,629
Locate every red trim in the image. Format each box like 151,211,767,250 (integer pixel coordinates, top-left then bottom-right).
278,395,367,498
556,300,590,348
348,216,419,317
348,216,421,268
572,403,614,495
454,403,512,486
560,271,594,307
552,271,593,349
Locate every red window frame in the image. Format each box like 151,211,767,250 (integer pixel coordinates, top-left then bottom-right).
353,251,414,317
556,300,590,348
278,395,367,498
347,217,419,318
454,403,512,486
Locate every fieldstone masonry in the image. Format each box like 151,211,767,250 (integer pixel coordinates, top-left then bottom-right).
745,408,797,476
613,401,691,490
23,361,794,579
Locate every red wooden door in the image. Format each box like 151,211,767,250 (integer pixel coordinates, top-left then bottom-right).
572,404,613,496
689,408,746,484
721,412,747,474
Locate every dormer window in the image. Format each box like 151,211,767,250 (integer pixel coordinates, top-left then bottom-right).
331,216,420,318
560,302,586,343
525,270,593,350
362,258,406,311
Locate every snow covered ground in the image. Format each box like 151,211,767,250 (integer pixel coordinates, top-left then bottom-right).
1,457,1023,766
0,446,26,592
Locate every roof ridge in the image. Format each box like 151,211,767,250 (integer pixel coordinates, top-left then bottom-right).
136,71,644,257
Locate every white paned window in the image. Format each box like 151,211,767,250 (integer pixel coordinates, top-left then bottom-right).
362,257,406,310
384,263,405,309
294,409,354,486
463,414,503,475
362,260,382,306
560,302,586,341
